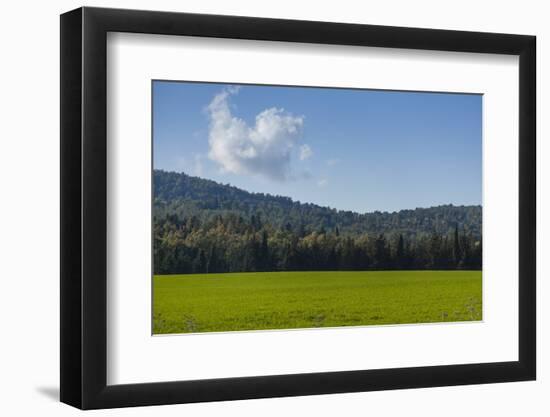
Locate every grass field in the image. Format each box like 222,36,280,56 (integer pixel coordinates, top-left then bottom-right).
153,270,482,334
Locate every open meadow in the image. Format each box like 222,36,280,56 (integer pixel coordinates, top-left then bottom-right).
153,270,482,334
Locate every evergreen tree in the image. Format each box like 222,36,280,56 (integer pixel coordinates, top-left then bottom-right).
396,234,405,268
193,249,207,273
374,234,388,268
453,225,461,266
260,230,269,271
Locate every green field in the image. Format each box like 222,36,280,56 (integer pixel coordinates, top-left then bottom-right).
153,270,482,334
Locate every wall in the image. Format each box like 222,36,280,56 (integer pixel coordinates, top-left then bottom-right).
0,0,545,415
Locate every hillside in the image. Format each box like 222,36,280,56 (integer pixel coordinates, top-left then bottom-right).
153,169,482,239
153,170,482,274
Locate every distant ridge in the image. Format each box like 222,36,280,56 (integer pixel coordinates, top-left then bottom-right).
153,169,482,239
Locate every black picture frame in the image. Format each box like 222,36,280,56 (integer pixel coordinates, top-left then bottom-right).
60,6,536,410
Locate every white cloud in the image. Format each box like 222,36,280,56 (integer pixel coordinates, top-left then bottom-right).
327,158,341,166
317,179,328,187
207,87,305,181
299,144,313,161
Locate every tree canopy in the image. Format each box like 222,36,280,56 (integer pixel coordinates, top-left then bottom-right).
153,170,482,274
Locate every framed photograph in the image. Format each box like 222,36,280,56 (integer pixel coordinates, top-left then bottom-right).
60,7,536,409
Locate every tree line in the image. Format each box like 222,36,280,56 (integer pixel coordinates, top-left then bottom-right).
153,170,482,274
154,213,481,274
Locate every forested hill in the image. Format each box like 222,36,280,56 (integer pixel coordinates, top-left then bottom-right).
153,170,481,239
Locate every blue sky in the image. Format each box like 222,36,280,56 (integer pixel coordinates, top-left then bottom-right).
153,81,482,213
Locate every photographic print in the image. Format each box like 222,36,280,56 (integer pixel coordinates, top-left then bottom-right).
152,81,482,335
60,9,536,407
